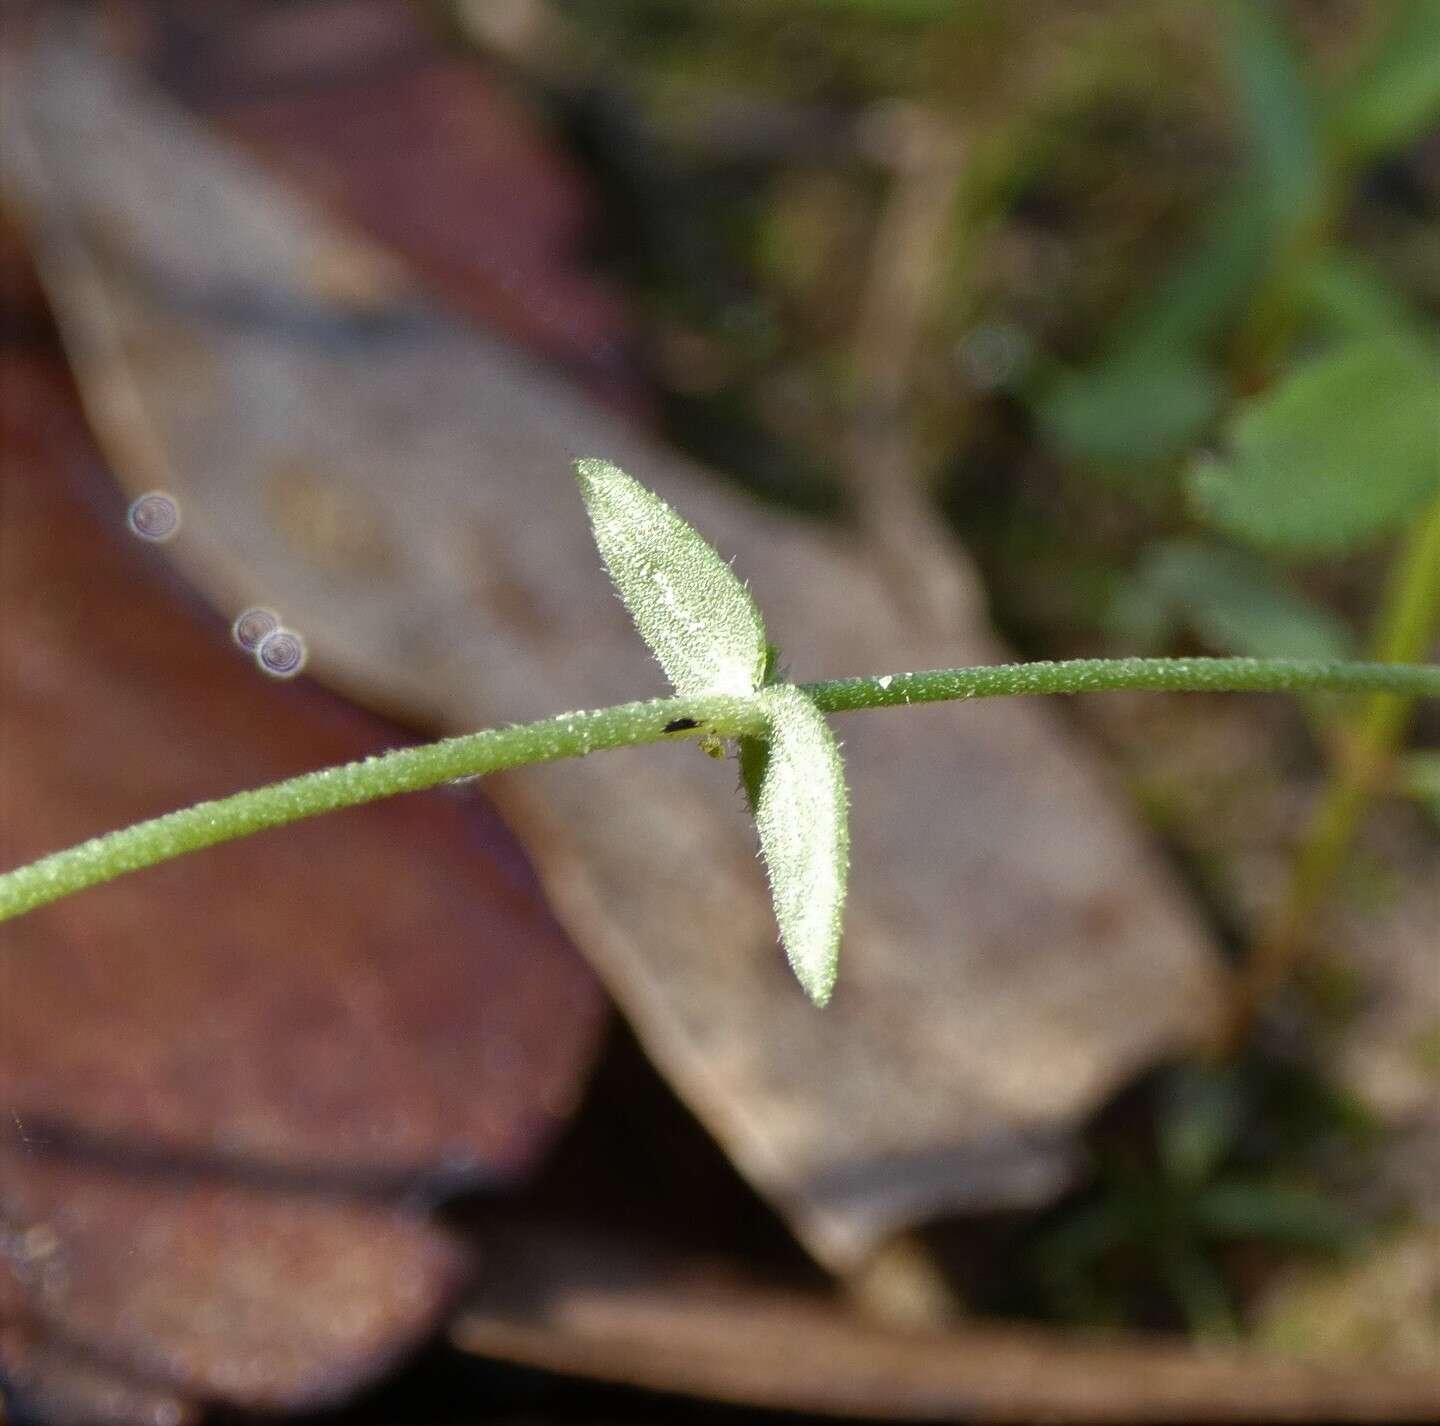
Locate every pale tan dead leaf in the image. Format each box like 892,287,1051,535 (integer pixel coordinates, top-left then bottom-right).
2,27,1226,1273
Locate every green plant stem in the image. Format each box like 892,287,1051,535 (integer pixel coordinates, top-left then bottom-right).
796,657,1440,713
1232,497,1440,1041
3,658,1439,926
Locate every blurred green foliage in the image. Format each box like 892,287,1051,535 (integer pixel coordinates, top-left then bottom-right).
551,0,1439,659
507,0,1440,1340
1015,1057,1375,1337
1192,334,1439,555
1116,539,1355,661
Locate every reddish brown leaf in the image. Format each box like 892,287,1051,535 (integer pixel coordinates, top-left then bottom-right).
0,247,604,1408
110,0,643,415
0,346,604,1180
0,1146,467,1412
0,1255,197,1426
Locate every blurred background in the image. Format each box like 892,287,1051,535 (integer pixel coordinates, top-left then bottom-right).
1,0,1438,1421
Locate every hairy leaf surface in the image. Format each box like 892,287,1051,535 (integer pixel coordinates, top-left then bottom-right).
577,459,768,697
754,686,849,1006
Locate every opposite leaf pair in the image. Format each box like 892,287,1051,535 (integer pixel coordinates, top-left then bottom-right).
575,459,849,1006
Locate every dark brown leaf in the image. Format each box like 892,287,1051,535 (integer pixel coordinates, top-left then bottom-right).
0,1257,196,1426
0,346,604,1183
1,1146,467,1412
0,246,603,1409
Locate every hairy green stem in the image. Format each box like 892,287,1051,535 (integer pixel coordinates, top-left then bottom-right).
797,656,1440,712
3,658,1439,926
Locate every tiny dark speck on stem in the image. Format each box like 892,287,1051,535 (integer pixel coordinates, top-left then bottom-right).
664,717,700,733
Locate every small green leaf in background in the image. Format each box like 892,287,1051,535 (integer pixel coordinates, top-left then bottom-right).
576,459,769,697
1192,1180,1352,1253
1226,0,1323,234
1396,750,1440,832
1189,335,1440,555
1032,191,1270,474
1292,253,1422,345
1159,1066,1248,1189
1030,3,1325,480
1325,0,1440,166
1041,347,1224,472
753,685,850,1006
1117,539,1355,662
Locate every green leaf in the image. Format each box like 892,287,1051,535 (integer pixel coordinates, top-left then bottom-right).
1162,1246,1241,1341
1189,335,1440,555
576,459,769,697
1033,3,1327,481
1040,347,1223,470
1326,0,1440,164
1032,192,1269,473
1226,0,1323,233
753,685,849,1006
1192,1180,1353,1252
1107,188,1273,356
1292,253,1422,345
1158,1066,1247,1188
1396,751,1440,832
1120,540,1355,662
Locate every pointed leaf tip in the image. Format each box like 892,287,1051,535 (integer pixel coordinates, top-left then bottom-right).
753,686,849,1006
575,459,769,698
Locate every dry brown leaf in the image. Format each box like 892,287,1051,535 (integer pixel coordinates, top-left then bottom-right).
0,1256,195,1426
0,253,602,1412
1,1145,468,1412
454,1226,1440,1423
110,0,642,416
3,27,1225,1273
0,343,604,1183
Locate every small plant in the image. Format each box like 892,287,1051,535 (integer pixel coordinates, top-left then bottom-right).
1011,1057,1371,1337
1,460,1437,1006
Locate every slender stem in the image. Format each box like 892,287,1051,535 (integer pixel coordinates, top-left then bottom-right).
1230,497,1440,1042
799,656,1440,712
3,658,1439,926
0,693,768,926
